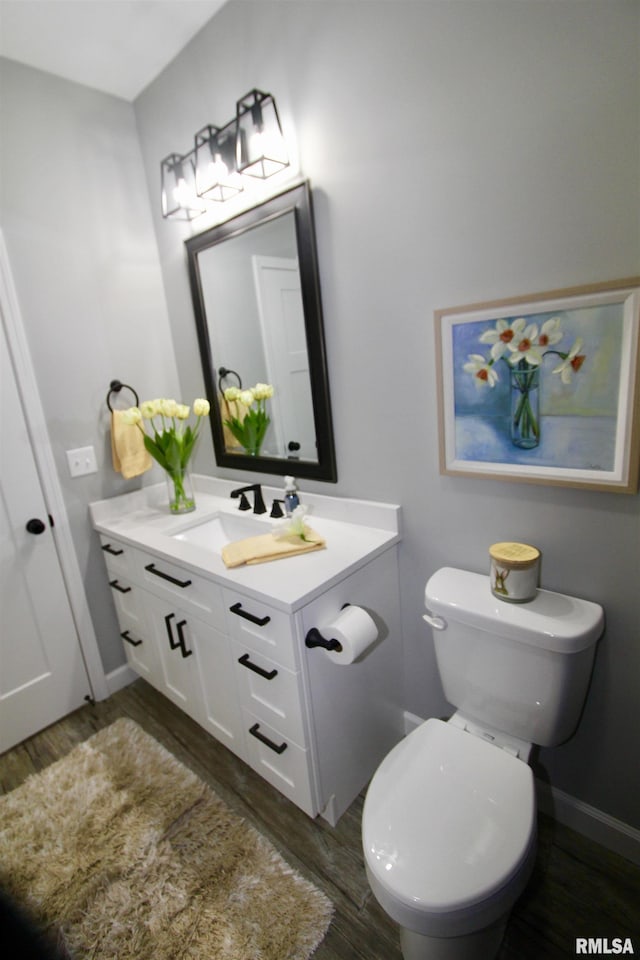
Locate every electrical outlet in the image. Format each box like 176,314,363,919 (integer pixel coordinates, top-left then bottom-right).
66,445,98,478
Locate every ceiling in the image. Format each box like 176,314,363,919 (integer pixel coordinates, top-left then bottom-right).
0,0,227,101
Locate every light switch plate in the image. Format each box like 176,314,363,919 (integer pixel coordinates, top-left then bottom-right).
66,445,98,477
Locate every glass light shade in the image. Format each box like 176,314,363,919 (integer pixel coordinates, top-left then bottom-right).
161,151,206,220
235,89,289,179
194,122,244,202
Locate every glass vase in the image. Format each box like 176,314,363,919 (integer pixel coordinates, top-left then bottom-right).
240,413,270,458
165,466,196,514
510,365,540,449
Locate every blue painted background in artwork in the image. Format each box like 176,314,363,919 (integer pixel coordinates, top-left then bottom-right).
452,302,624,469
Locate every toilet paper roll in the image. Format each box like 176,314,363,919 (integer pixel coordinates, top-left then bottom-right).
321,605,379,664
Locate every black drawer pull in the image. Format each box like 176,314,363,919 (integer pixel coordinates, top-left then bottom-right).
176,619,193,658
249,723,287,754
109,579,132,594
238,653,278,680
102,543,124,556
121,630,142,647
145,563,192,588
229,602,270,626
164,612,179,649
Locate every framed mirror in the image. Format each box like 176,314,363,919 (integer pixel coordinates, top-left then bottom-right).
186,181,337,481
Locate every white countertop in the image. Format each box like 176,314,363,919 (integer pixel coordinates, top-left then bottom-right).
90,475,402,612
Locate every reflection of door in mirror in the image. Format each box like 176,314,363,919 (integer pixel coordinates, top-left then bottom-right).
253,255,315,460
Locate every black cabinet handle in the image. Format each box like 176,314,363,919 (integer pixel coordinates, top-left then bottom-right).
229,602,270,626
165,614,193,658
109,579,132,594
164,612,179,649
121,630,142,647
102,543,124,556
248,723,287,754
238,653,278,680
176,619,192,658
145,563,192,588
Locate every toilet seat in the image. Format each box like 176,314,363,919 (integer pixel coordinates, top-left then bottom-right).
362,718,536,938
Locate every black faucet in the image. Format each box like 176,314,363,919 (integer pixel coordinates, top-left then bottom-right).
230,484,267,515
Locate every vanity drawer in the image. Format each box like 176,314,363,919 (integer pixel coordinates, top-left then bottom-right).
118,609,158,684
242,709,316,818
233,641,307,748
108,574,146,628
137,550,226,627
100,535,134,580
224,590,299,670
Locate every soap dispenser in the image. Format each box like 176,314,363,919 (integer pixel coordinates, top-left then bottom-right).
284,476,300,516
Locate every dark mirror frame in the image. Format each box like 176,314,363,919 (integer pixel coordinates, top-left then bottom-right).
185,181,337,482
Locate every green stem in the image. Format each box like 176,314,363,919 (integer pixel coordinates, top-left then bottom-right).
167,466,195,513
511,361,540,444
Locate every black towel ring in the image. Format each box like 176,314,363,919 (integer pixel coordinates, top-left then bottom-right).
218,367,243,393
106,380,139,412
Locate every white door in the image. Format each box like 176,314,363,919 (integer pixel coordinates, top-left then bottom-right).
0,316,92,753
253,256,316,460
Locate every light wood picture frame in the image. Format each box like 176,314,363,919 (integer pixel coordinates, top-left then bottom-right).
435,278,640,493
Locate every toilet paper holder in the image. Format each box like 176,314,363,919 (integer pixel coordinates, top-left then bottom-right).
305,627,343,653
304,603,350,653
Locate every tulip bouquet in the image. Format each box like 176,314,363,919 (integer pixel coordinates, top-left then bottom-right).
124,397,210,513
223,383,274,457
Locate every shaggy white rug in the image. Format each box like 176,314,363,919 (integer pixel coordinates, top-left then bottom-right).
0,718,333,959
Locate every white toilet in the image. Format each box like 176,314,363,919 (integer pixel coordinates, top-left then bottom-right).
362,566,604,960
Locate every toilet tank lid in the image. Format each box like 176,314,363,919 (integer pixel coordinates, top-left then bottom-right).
425,567,604,653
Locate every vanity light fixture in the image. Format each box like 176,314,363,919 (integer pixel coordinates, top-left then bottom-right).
161,89,290,221
194,122,244,203
235,89,289,179
160,151,206,221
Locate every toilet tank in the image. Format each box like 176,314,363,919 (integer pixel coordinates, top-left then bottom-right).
424,567,604,747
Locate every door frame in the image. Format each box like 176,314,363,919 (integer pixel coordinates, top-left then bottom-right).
0,230,107,701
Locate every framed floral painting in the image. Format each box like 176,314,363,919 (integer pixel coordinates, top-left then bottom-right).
435,278,640,493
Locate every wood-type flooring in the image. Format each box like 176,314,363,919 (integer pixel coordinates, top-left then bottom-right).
1,680,638,959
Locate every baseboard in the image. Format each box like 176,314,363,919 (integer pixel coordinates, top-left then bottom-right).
403,710,425,735
536,781,640,866
402,711,640,865
105,663,137,696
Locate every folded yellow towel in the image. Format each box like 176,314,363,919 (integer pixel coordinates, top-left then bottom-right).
222,530,325,568
111,410,152,479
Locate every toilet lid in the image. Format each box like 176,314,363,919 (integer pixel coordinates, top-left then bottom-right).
363,718,535,915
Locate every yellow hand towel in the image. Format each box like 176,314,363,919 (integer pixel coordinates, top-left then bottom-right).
222,530,325,568
111,410,152,479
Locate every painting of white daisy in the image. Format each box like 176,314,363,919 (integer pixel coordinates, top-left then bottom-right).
435,279,640,492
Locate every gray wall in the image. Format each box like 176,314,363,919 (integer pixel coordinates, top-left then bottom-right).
0,57,180,673
134,0,640,830
1,1,638,832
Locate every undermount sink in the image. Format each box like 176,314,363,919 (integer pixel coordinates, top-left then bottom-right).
172,511,269,553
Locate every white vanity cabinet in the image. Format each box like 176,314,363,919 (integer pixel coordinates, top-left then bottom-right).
143,594,243,757
99,536,159,684
92,478,404,825
225,589,317,816
102,540,246,760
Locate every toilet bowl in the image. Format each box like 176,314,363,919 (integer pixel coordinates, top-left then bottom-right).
362,567,603,960
363,717,537,960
